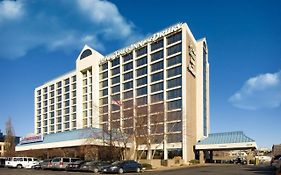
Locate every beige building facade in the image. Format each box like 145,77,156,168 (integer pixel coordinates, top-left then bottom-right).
32,23,209,162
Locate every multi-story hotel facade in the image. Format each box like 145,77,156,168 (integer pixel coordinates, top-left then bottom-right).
32,23,209,162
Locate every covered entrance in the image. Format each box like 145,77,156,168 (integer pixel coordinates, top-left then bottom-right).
195,131,257,164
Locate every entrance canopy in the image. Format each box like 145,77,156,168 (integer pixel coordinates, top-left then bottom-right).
195,131,257,150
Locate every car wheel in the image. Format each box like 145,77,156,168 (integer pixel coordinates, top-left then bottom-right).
136,167,141,173
93,168,99,173
17,164,23,169
118,168,124,174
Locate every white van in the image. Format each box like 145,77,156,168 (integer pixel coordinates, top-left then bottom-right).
5,157,39,169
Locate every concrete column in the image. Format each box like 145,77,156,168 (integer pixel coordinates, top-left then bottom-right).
164,145,168,160
199,150,204,164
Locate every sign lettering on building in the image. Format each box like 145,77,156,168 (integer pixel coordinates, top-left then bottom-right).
100,23,184,64
20,133,44,144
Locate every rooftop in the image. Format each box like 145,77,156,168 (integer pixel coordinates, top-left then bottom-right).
197,131,255,145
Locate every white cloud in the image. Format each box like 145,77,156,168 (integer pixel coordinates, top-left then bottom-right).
77,0,134,39
229,70,281,110
0,0,142,60
0,0,24,22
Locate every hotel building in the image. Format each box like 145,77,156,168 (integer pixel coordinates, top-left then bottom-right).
27,23,209,162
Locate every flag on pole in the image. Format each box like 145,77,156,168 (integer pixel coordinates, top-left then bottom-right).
112,99,122,106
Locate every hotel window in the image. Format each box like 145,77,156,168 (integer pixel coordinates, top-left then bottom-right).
64,78,70,85
136,56,147,67
72,76,76,82
151,72,163,82
57,95,62,102
65,123,70,129
151,82,163,93
72,121,77,128
83,95,87,102
43,87,47,93
151,39,163,51
123,72,133,81
136,77,147,86
167,99,182,110
167,43,182,56
151,61,163,72
167,31,182,45
167,111,182,121
64,93,70,100
111,67,120,76
136,96,147,106
100,106,108,113
72,91,76,97
123,81,133,90
83,87,87,93
111,104,120,111
100,72,108,79
50,118,54,124
111,85,120,94
57,124,61,130
50,105,54,111
167,66,181,78
83,79,87,86
167,133,182,143
57,89,62,95
150,103,164,113
100,62,108,71
44,94,48,99
64,115,70,121
123,62,133,72
99,97,108,105
168,122,182,132
111,94,120,101
111,76,120,85
57,117,62,123
167,77,181,89
57,109,62,115
123,52,133,62
137,86,147,96
44,100,48,106
72,83,76,90
123,90,133,99
123,99,133,109
72,113,76,120
50,84,54,91
151,50,163,62
167,88,182,99
65,100,70,107
100,89,108,96
64,108,70,114
50,98,54,104
57,81,62,88
151,93,164,103
50,112,55,118
37,90,41,96
50,91,54,97
72,98,76,105
100,80,108,88
167,54,182,67
137,67,147,77
111,57,120,67
136,46,147,57
64,85,70,92
72,106,76,113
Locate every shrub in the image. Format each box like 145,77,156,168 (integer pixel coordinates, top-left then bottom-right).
189,159,200,164
141,163,152,170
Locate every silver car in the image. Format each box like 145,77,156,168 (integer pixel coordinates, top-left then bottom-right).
50,157,80,170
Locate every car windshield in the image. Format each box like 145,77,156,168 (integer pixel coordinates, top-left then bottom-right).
111,161,121,166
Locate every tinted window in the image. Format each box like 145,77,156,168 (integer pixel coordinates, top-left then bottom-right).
63,158,70,162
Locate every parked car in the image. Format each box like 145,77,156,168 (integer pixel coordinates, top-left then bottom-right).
31,159,52,170
80,161,111,173
50,157,80,170
5,157,40,169
233,157,247,165
0,157,6,168
102,160,143,174
66,160,85,171
271,155,281,168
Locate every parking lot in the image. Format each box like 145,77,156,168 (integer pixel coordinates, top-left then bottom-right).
0,165,277,175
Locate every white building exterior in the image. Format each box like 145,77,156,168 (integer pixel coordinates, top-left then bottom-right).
33,23,209,162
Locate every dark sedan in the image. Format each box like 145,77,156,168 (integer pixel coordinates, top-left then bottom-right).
80,161,111,173
102,160,143,174
66,160,85,171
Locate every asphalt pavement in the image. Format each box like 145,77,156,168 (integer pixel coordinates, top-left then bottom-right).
0,164,276,175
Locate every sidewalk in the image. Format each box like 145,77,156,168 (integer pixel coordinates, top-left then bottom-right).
146,163,213,172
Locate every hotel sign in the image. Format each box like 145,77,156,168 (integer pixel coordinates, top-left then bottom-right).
101,23,184,64
20,133,43,144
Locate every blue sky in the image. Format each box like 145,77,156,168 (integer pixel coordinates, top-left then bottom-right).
0,0,280,149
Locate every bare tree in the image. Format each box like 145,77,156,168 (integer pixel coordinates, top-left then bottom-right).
4,117,16,157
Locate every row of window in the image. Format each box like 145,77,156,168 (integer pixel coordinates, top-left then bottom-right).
99,31,182,72
100,76,181,98
37,76,77,96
